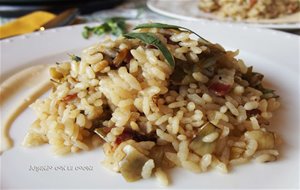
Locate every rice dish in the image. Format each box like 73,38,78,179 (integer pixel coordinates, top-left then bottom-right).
23,23,281,185
198,0,300,20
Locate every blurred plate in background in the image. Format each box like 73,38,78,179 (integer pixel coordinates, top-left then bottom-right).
147,0,300,29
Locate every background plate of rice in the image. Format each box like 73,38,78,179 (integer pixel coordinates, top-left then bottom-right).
147,0,300,29
1,20,300,189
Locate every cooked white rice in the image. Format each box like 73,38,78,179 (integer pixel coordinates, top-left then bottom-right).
23,23,281,185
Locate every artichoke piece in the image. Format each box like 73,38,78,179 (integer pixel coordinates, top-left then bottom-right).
245,130,275,150
189,122,221,156
49,67,63,80
150,145,175,169
119,145,152,182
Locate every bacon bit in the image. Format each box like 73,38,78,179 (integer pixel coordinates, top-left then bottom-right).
113,48,129,67
115,130,133,145
62,93,77,102
123,51,133,64
249,0,257,7
102,127,113,134
209,82,231,96
246,109,261,117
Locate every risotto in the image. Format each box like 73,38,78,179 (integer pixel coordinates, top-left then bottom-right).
23,22,281,185
198,0,300,20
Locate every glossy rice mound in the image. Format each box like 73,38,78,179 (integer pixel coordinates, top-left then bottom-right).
23,26,281,185
198,0,299,20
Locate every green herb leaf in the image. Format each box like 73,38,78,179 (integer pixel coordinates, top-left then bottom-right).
82,17,128,39
107,17,126,36
124,32,175,67
68,54,81,62
82,26,90,39
133,23,210,44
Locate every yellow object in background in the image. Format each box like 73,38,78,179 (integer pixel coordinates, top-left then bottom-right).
0,11,55,39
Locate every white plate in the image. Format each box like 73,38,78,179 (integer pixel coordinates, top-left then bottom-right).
147,0,300,29
1,20,300,189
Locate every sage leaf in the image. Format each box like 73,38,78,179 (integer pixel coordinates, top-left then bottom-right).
133,23,210,44
124,32,175,67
